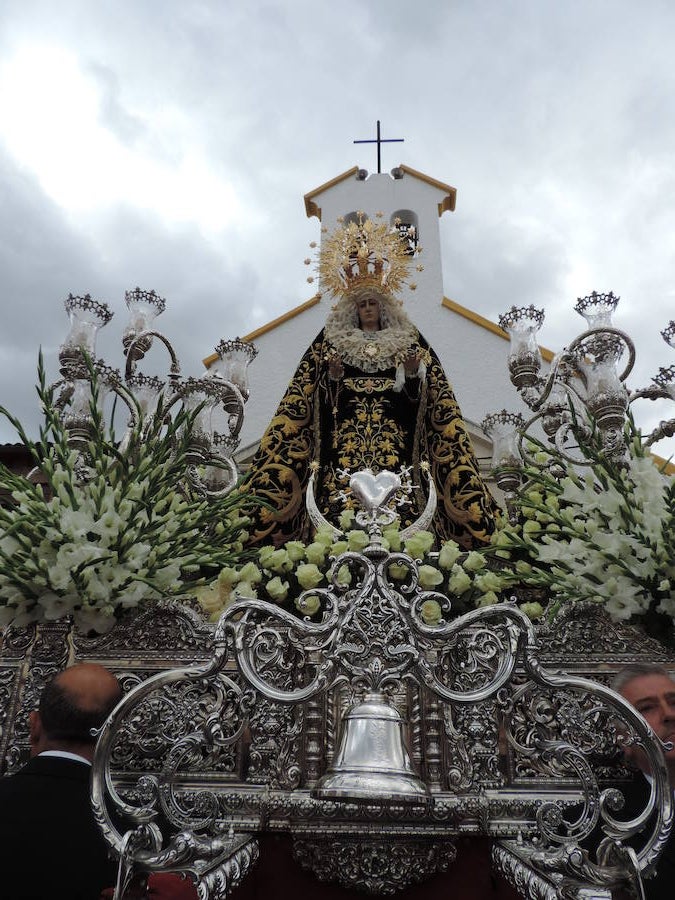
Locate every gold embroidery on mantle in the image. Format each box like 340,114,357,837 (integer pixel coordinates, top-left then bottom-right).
343,376,393,395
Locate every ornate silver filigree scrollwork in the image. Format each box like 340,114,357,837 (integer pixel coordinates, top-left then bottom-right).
293,836,457,893
90,470,675,899
492,841,615,900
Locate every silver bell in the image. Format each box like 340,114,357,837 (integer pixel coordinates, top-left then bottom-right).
314,692,430,806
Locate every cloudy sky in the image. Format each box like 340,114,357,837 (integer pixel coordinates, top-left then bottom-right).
1,1,674,454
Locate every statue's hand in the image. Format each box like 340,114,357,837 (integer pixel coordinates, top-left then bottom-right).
328,356,344,380
403,351,421,376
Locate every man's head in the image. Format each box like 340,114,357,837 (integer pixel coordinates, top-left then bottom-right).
29,663,122,761
613,664,675,780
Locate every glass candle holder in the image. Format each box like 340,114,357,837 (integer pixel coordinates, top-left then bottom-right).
498,306,544,389
574,335,627,430
123,288,166,360
210,338,258,400
126,372,166,420
574,291,619,329
481,410,524,494
60,295,113,373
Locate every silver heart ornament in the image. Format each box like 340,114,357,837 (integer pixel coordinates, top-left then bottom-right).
349,469,401,513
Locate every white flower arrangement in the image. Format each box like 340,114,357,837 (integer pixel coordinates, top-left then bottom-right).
198,411,675,644
0,359,255,633
489,418,675,645
195,520,515,625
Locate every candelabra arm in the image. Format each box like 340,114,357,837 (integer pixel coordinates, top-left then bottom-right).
108,381,148,429
629,385,672,404
520,351,572,413
517,410,595,469
115,381,185,444
644,419,675,448
121,331,191,431
519,383,546,411
186,457,239,499
124,331,182,384
516,411,549,465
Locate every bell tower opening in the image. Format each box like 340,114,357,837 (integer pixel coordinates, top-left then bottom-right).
391,209,419,255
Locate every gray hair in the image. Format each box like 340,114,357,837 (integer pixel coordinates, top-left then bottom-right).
611,664,674,695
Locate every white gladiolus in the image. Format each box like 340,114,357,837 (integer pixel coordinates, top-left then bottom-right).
0,364,256,635
0,535,20,556
125,543,152,570
119,583,149,608
92,510,124,547
153,563,181,590
73,605,117,634
38,592,73,621
494,418,675,636
58,508,91,540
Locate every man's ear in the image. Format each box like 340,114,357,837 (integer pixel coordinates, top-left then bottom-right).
28,710,42,750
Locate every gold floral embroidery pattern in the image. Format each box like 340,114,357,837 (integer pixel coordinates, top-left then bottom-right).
423,356,501,546
244,341,320,543
343,377,391,395
319,392,409,518
335,396,406,470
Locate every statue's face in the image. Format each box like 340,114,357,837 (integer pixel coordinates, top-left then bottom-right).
356,294,380,331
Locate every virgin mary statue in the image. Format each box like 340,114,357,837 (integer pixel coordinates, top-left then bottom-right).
243,214,500,548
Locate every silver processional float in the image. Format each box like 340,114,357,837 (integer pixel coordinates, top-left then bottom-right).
91,466,673,900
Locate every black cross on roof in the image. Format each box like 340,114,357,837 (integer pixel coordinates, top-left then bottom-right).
353,120,404,174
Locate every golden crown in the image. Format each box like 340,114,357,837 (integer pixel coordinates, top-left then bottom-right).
305,211,423,299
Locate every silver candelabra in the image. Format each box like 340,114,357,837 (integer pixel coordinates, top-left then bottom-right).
482,291,675,495
54,288,257,497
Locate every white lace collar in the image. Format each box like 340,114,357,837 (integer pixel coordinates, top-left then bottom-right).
323,293,417,372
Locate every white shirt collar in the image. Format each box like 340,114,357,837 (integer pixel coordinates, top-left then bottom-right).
39,750,91,766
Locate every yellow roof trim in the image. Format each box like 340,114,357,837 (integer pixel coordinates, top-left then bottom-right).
398,164,456,215
304,167,360,220
202,295,322,368
651,453,675,475
441,297,554,362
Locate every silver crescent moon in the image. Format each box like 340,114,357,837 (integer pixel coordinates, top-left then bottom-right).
305,469,343,540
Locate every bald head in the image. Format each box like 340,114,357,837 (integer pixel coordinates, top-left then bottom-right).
31,664,122,760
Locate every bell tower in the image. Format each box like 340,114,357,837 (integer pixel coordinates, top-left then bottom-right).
303,164,456,310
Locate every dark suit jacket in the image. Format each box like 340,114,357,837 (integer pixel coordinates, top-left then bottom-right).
0,754,119,900
617,775,675,900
